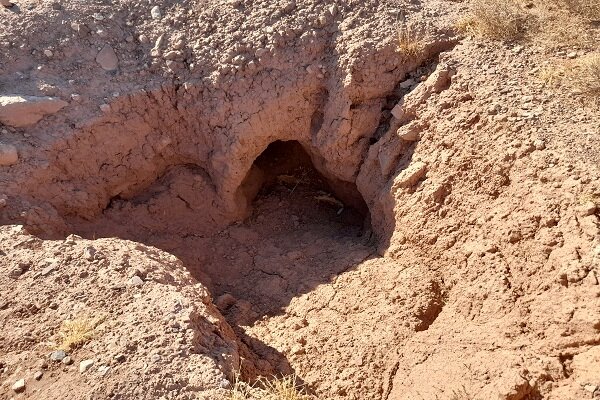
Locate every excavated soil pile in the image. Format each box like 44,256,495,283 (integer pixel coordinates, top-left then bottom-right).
1,0,600,399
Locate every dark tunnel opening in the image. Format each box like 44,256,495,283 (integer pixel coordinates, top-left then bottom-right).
239,140,371,234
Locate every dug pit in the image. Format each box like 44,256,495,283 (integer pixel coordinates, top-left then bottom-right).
0,9,459,395
57,137,377,383
72,138,374,318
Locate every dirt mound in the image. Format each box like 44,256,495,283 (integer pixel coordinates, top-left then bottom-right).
0,225,238,399
1,0,600,399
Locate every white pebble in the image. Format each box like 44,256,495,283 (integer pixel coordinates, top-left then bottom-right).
151,6,161,19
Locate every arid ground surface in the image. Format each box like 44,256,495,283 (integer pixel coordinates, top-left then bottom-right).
1,0,599,399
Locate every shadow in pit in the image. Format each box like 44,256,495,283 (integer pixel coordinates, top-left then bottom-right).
214,140,376,322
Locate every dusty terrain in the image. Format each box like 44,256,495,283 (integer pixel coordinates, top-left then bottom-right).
1,0,599,399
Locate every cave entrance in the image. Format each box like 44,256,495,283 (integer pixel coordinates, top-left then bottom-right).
239,140,370,232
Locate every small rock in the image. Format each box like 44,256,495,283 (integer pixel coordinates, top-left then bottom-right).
173,39,185,50
231,55,246,65
150,48,162,58
8,262,28,278
83,246,96,261
291,345,305,355
139,34,149,44
98,365,110,376
534,139,545,150
50,350,67,362
62,356,73,365
70,22,91,36
397,121,424,142
584,384,598,393
96,29,109,39
150,354,161,363
43,49,53,58
41,265,56,276
392,161,428,190
163,50,180,60
114,354,126,363
34,371,43,381
79,359,95,373
399,78,415,89
0,95,67,128
64,234,81,244
220,379,231,389
391,102,404,120
578,201,597,217
154,34,165,49
567,52,577,59
0,143,17,166
95,45,118,71
130,275,144,286
99,104,111,113
255,48,269,58
150,6,161,19
485,244,498,253
12,379,25,393
215,293,237,310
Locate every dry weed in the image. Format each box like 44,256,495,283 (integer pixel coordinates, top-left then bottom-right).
58,315,104,350
537,54,600,97
397,24,423,58
227,374,311,400
537,53,600,99
449,386,472,400
455,16,477,35
463,0,529,40
537,63,568,87
556,0,600,19
572,54,600,96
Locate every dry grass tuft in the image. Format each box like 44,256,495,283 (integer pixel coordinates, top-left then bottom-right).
397,24,423,59
449,386,472,400
556,0,600,19
461,0,529,40
227,374,311,400
537,62,568,87
572,54,600,96
58,316,104,350
537,54,600,98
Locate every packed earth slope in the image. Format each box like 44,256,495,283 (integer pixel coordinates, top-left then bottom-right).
0,226,240,399
1,0,600,399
